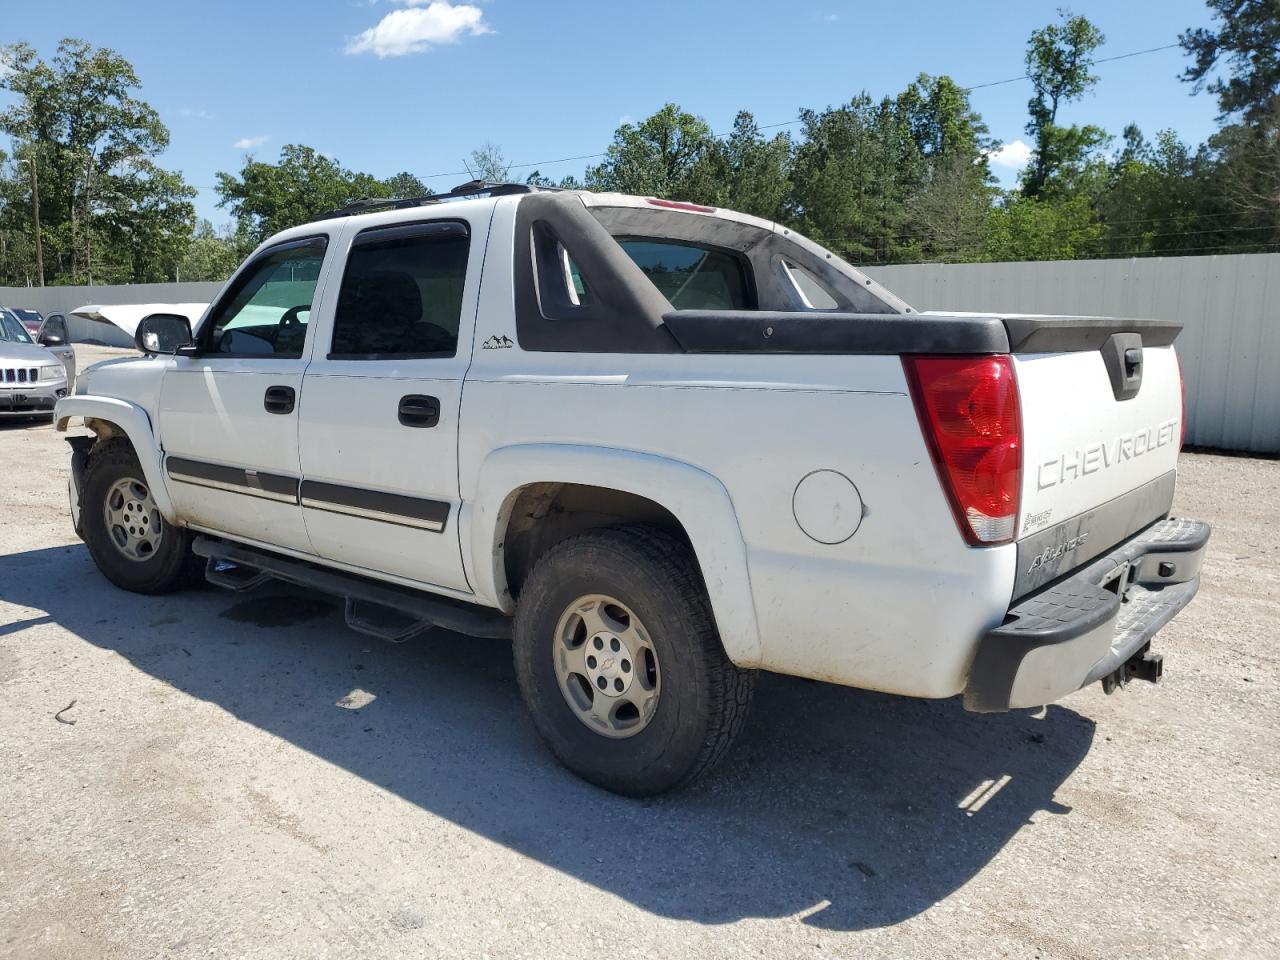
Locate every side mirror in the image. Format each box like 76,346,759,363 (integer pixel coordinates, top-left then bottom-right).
135,313,195,355
38,331,65,347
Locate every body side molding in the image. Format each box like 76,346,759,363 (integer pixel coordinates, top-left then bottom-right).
300,480,450,532
162,455,453,533
166,456,300,504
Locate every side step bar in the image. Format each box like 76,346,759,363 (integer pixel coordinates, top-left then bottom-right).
192,536,512,642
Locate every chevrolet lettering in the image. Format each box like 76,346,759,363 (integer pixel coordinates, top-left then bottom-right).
1038,418,1180,490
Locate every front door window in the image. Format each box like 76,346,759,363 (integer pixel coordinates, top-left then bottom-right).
204,238,327,358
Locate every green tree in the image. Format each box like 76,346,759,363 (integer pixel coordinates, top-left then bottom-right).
525,169,584,189
1022,11,1108,197
176,219,244,282
1094,126,1239,256
464,142,512,182
907,152,995,261
0,149,40,284
0,38,195,284
215,144,394,242
788,93,927,263
384,171,429,198
1181,0,1280,123
984,192,1104,260
894,74,996,260
711,112,792,221
585,104,723,203
1202,109,1280,245
896,73,996,161
1181,0,1280,246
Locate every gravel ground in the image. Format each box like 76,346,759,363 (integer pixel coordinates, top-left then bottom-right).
1,345,1277,959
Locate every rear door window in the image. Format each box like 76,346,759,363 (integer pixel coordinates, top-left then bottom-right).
329,221,469,359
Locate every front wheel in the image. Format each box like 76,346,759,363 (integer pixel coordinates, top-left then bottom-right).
513,525,755,796
81,440,200,594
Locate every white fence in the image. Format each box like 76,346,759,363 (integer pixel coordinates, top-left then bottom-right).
866,253,1280,454
5,252,1276,452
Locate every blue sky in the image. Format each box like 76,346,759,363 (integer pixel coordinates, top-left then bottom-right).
3,1,1224,225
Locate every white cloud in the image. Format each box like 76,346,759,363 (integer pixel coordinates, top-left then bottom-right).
181,107,216,120
987,139,1033,173
233,135,269,149
346,1,491,58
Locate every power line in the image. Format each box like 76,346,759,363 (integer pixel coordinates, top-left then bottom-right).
187,40,1185,192
402,40,1185,183
960,42,1182,92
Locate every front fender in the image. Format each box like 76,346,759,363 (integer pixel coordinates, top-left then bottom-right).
464,443,762,667
54,395,176,520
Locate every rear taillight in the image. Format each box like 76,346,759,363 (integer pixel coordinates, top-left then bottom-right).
903,355,1022,545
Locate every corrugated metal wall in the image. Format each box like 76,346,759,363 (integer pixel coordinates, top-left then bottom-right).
866,254,1280,454
5,253,1277,452
0,282,223,347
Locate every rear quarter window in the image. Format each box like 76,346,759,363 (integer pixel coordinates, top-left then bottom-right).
617,240,753,310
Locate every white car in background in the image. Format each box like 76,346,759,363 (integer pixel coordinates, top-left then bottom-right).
0,307,69,420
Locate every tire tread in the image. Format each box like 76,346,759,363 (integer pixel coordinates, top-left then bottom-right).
82,438,201,594
516,523,755,794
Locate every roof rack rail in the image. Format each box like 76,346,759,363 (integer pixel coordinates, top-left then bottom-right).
315,180,550,221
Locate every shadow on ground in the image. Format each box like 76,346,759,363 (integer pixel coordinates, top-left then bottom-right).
1,543,1093,931
0,417,56,431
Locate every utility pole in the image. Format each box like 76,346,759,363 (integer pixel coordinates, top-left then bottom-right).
21,156,44,287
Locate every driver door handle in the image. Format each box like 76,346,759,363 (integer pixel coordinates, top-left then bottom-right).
264,385,295,415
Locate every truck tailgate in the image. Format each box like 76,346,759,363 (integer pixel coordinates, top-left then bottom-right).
1010,317,1184,595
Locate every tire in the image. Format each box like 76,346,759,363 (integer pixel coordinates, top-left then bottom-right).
81,439,200,594
513,524,755,796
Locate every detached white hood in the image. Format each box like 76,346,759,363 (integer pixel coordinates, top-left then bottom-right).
70,303,208,339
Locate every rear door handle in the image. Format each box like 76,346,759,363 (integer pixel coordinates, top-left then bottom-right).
264,385,295,415
398,394,440,428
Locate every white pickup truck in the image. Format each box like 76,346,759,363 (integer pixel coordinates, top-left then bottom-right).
55,182,1209,795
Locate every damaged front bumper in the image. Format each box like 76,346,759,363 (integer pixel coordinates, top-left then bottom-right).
964,517,1211,712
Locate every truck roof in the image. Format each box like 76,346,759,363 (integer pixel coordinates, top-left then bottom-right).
251,180,914,320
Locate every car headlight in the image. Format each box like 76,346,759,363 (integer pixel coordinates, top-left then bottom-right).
39,364,64,382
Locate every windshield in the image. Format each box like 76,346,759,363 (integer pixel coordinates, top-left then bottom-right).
0,309,34,343
13,308,42,324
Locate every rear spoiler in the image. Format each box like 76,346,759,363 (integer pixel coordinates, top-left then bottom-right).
661,311,1182,356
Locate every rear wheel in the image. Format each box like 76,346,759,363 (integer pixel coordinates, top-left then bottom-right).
81,440,200,594
513,525,755,796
